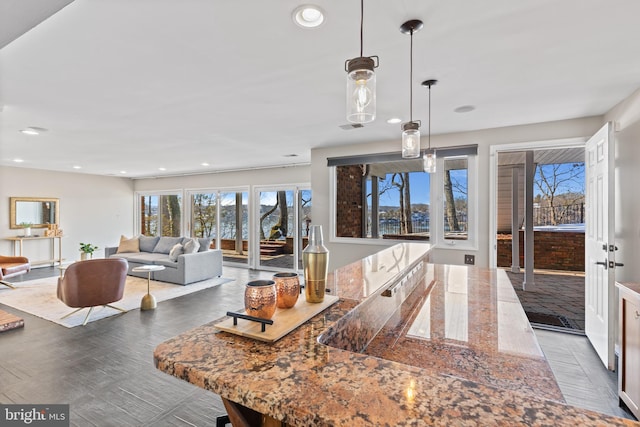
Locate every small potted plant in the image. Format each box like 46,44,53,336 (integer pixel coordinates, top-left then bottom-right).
79,242,99,260
19,222,33,237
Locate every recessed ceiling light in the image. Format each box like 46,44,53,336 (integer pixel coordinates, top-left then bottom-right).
454,105,475,113
201,162,210,167
158,167,167,171
293,5,324,28
387,117,402,124
73,165,82,169
120,170,127,174
19,127,48,135
13,158,25,163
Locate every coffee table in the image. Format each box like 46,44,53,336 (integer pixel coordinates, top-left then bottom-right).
132,265,166,310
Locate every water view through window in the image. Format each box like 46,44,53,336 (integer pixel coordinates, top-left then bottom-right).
336,158,469,241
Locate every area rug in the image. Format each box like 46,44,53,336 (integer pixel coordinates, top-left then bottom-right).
0,275,233,328
0,309,24,332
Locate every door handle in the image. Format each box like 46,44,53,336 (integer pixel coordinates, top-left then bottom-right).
595,261,608,269
609,261,624,268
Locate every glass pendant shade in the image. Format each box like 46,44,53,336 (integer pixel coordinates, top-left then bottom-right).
423,148,436,173
402,121,421,158
346,57,376,124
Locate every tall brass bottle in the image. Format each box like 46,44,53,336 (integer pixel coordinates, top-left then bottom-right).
303,225,329,303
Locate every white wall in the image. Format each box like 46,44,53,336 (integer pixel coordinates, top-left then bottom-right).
0,166,134,265
606,88,640,282
312,116,603,270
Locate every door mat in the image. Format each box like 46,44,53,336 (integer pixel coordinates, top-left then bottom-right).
526,311,580,330
0,309,24,332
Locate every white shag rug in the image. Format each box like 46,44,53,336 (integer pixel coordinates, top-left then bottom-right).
0,275,233,328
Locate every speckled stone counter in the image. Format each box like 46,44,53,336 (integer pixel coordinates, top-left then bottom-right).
154,243,638,426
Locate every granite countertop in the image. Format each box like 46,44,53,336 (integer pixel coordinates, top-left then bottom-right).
154,243,638,426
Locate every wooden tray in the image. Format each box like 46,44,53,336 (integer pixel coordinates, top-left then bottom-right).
214,295,339,342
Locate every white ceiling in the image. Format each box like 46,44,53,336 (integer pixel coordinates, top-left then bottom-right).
1,0,639,178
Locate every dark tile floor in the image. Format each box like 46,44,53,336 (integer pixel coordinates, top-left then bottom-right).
507,269,585,330
0,265,636,425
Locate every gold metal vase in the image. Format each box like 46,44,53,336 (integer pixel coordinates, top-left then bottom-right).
302,225,329,303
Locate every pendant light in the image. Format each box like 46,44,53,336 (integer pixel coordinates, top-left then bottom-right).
422,79,437,173
400,20,423,159
345,0,378,124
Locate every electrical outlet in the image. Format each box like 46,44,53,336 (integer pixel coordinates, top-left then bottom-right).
464,254,475,265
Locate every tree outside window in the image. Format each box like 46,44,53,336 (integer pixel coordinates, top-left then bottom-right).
140,194,182,237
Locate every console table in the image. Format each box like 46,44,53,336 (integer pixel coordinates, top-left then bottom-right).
4,236,63,267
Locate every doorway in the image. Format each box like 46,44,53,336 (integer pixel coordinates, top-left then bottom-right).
491,142,586,333
254,186,311,272
187,188,249,267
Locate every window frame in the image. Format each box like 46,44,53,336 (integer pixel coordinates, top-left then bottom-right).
135,189,184,237
329,148,478,250
329,168,400,246
431,153,478,250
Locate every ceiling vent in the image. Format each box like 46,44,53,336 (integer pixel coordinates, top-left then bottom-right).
339,123,364,130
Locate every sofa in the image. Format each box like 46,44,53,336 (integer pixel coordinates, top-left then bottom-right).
105,236,222,285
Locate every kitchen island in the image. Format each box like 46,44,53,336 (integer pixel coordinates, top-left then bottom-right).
154,243,637,426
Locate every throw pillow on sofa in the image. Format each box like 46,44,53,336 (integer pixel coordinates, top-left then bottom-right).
117,235,140,253
169,243,184,262
198,237,211,252
153,237,184,254
139,235,160,252
183,238,201,254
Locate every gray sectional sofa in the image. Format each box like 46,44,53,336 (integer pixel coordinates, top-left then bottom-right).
105,236,222,285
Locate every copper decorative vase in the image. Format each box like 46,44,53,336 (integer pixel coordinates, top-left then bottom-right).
244,280,277,320
302,225,329,303
273,272,300,309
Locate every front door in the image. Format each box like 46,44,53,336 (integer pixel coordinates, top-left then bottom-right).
585,122,616,369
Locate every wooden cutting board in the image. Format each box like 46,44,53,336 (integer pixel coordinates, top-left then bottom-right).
214,295,339,342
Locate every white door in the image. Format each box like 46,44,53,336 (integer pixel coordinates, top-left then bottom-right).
585,122,616,369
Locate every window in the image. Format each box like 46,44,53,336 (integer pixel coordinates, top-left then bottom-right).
139,193,182,237
188,189,249,265
434,153,477,249
330,146,477,248
443,157,468,241
191,192,217,238
255,186,311,272
334,158,431,241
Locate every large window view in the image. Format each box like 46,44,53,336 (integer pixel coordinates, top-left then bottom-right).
365,169,431,239
533,162,585,226
140,194,182,237
138,188,309,269
258,190,295,269
333,147,476,244
190,191,248,264
256,188,311,271
335,161,431,240
191,193,217,239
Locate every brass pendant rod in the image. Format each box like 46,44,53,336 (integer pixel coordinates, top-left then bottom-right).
409,30,414,121
428,84,431,149
360,0,364,57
